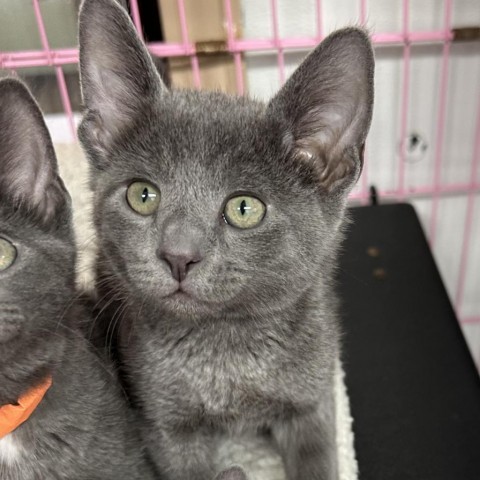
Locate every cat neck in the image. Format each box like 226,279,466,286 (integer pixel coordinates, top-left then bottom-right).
0,358,58,407
0,307,78,405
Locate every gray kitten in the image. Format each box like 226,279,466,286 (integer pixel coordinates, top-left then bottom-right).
78,0,374,479
0,79,155,480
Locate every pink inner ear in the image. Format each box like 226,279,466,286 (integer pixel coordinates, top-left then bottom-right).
7,163,55,220
90,111,114,153
2,141,63,224
293,139,359,192
291,97,369,191
32,158,52,205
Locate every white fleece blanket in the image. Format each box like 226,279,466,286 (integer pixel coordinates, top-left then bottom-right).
55,142,358,480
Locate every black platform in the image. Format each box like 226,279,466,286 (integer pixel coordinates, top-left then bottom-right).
339,203,480,480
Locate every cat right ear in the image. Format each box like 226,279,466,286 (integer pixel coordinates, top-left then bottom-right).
78,0,166,161
267,28,374,195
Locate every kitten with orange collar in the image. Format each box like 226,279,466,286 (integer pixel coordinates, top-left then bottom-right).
0,78,155,480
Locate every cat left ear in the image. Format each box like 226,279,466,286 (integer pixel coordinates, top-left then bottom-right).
267,28,374,194
0,79,69,226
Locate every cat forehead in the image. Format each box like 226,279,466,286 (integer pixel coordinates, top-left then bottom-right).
152,90,270,145
101,89,321,197
114,91,289,178
167,89,265,120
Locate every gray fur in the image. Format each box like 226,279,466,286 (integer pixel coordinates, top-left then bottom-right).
78,1,374,479
0,78,155,479
214,466,249,480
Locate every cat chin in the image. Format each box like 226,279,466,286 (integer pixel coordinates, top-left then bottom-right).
153,291,220,318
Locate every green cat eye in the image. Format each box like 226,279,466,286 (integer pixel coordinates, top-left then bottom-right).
0,238,17,272
126,181,161,216
224,195,266,229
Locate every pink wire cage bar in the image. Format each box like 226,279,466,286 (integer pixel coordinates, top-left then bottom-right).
0,0,479,331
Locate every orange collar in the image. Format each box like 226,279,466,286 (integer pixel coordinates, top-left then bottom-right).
0,376,52,439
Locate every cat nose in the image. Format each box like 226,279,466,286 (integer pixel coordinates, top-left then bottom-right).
159,218,205,283
160,251,202,283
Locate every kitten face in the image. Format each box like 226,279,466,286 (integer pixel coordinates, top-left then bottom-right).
90,91,344,319
0,214,74,345
79,0,374,322
0,79,74,351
